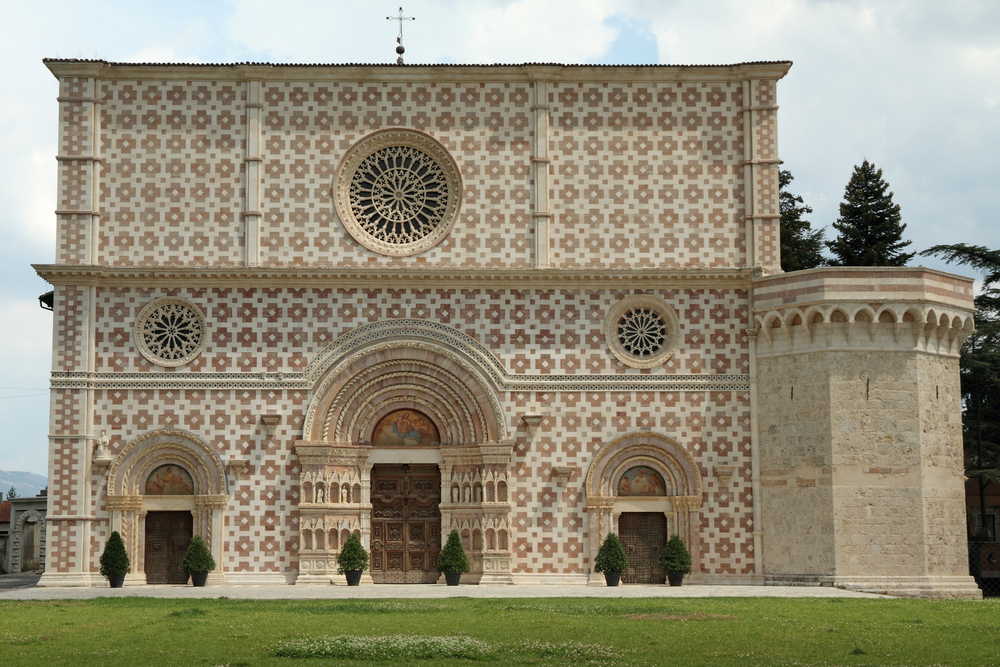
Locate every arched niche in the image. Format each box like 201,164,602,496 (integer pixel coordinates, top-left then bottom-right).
10,509,45,574
585,432,703,584
105,428,228,584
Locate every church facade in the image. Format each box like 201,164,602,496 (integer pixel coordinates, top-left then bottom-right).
35,58,980,597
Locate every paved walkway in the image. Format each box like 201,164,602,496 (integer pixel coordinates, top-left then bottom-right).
0,582,885,600
0,572,42,591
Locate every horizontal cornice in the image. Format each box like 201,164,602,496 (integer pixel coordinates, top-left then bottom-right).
43,60,793,83
49,370,749,393
33,265,755,290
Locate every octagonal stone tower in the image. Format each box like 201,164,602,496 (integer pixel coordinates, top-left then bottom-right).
753,267,981,598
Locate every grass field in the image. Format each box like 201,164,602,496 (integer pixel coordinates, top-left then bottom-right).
0,597,998,666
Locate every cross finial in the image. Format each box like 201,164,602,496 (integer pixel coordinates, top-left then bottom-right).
387,7,415,65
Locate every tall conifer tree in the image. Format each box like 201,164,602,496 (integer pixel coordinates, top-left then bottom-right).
779,168,826,272
826,160,914,266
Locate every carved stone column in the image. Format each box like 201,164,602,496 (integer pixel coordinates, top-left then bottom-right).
586,496,615,585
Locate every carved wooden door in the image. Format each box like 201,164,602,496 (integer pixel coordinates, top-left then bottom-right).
619,512,667,584
370,464,441,583
145,511,193,584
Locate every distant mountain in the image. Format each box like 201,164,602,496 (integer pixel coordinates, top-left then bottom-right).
0,470,48,499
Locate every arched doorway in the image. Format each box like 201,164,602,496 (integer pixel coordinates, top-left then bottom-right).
11,509,45,573
296,320,513,585
143,464,196,584
106,429,228,585
585,432,703,585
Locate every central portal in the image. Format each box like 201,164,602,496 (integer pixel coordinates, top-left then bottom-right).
370,464,442,583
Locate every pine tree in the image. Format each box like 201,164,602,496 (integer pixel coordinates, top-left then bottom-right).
826,160,914,267
922,244,1000,539
779,168,826,272
6,486,17,500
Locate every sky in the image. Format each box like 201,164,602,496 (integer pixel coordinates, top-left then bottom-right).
1,0,998,476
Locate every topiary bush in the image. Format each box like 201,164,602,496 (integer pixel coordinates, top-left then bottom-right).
99,531,131,577
181,535,216,573
593,532,628,573
336,533,370,574
436,529,470,573
658,533,692,574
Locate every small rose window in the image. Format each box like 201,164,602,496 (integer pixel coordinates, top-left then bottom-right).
605,295,680,368
134,297,206,367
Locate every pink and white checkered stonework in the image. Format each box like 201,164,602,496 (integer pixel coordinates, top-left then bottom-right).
34,59,980,597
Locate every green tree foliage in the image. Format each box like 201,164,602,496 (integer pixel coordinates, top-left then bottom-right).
827,160,914,267
921,243,1000,537
99,531,131,577
181,535,217,573
6,486,17,500
779,168,826,272
593,532,628,573
658,533,692,574
336,533,369,573
437,529,470,573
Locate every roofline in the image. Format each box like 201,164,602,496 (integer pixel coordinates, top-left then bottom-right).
43,59,792,83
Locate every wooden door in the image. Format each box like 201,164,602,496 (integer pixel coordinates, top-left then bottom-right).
619,512,668,584
144,511,193,584
370,464,441,583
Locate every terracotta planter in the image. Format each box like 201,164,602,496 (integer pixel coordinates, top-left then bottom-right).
603,571,621,587
190,571,209,587
444,572,462,586
345,569,363,586
108,573,126,588
667,571,685,587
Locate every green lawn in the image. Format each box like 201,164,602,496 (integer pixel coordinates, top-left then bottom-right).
0,597,998,666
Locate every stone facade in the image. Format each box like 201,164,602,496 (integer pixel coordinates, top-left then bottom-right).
33,59,978,597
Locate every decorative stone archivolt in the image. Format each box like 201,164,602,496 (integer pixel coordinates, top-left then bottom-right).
304,330,506,445
753,302,975,358
334,129,463,256
105,428,228,584
605,295,681,369
134,297,206,367
585,432,703,583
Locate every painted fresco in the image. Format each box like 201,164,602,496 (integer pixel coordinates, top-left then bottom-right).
617,466,667,496
145,464,194,495
372,409,440,447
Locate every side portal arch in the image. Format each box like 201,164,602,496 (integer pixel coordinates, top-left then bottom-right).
585,432,704,584
105,428,228,584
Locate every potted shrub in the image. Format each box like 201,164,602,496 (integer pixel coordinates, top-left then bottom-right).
659,533,692,586
593,532,628,586
99,531,130,588
336,533,369,586
437,529,470,586
181,535,216,587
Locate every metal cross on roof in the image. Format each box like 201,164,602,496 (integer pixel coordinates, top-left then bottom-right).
387,7,415,64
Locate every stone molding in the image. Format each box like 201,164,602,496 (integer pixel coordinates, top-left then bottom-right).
585,432,703,499
753,301,974,358
44,60,794,84
34,264,755,289
108,428,228,497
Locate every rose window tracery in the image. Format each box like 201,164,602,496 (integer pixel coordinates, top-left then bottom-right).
334,130,462,256
351,146,449,245
605,295,680,369
134,298,206,367
617,308,667,357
